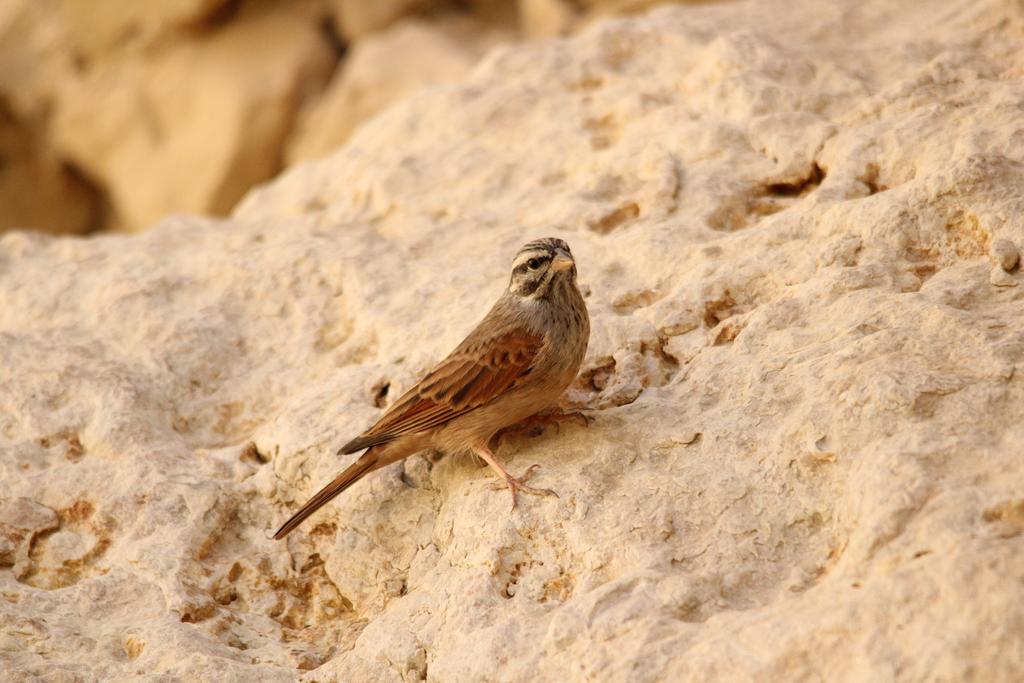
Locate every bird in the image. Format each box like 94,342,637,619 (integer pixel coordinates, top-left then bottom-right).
273,237,590,539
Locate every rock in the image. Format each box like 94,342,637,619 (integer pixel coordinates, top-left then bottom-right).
0,0,102,235
0,498,60,577
989,265,1018,287
0,498,60,535
57,0,232,58
329,0,444,40
3,0,1024,680
0,111,102,234
574,0,678,20
519,0,580,38
287,18,504,164
0,0,64,116
990,238,1019,272
50,3,336,231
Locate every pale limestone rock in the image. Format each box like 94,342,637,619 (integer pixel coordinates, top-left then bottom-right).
991,238,1019,272
50,3,335,231
0,498,61,578
989,266,1018,287
287,18,505,164
3,0,1024,681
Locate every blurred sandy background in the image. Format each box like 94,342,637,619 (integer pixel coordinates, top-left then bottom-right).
0,0,683,235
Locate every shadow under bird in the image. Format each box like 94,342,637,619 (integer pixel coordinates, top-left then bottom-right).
274,238,590,539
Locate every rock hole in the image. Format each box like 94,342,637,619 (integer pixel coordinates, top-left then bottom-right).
310,521,337,537
702,291,736,328
65,435,84,462
300,553,323,574
765,162,824,197
583,359,616,392
239,442,269,465
583,114,618,150
180,603,216,624
501,562,524,599
905,245,939,280
63,500,94,523
982,499,1024,537
39,430,87,462
588,201,640,234
373,381,390,408
569,75,604,91
712,321,743,346
400,463,417,488
611,288,663,314
123,636,145,660
857,162,887,195
213,585,238,605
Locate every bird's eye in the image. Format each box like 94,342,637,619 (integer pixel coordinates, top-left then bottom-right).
527,258,541,270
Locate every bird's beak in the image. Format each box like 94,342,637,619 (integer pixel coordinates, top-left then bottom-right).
551,254,575,272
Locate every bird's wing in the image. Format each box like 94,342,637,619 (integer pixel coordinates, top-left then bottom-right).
339,325,542,453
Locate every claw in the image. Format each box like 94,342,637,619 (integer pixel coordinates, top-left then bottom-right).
486,464,559,509
474,445,561,509
508,473,559,510
562,411,593,428
492,409,593,447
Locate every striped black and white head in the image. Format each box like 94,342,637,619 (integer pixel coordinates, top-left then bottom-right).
508,238,577,300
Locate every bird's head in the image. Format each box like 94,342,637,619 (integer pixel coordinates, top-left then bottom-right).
507,238,577,299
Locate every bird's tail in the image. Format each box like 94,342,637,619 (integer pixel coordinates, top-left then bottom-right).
273,448,380,540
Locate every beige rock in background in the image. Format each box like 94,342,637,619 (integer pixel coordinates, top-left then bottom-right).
0,108,102,235
1,0,703,234
57,0,233,58
0,0,101,234
287,18,511,165
519,0,580,38
330,0,445,40
51,2,336,231
2,0,1024,681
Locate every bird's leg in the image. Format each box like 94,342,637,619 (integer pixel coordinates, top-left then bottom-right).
473,446,559,509
490,407,592,447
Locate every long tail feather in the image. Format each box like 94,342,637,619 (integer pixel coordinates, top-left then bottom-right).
273,450,379,539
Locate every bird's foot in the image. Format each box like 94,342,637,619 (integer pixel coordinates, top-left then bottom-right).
492,409,592,446
488,464,559,509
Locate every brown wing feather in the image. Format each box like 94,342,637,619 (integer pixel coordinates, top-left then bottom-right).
339,327,541,454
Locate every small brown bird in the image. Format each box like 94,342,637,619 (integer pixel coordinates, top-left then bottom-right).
274,238,590,539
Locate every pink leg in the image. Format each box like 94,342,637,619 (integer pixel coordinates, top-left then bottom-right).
473,446,559,510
